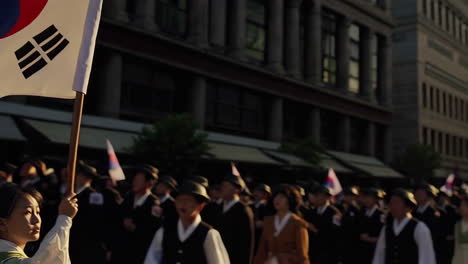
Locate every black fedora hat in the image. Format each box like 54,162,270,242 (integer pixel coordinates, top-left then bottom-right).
159,175,178,190
361,187,386,199
76,160,99,180
311,185,332,196
189,176,209,189
177,180,210,202
414,183,439,197
223,173,246,190
343,186,359,196
254,183,272,195
391,188,417,207
134,164,159,181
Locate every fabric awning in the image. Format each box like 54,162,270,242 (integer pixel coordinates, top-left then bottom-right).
207,142,281,165
262,150,314,167
328,151,403,178
0,115,26,141
319,153,353,174
24,119,138,153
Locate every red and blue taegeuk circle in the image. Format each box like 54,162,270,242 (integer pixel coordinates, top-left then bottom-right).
0,0,48,39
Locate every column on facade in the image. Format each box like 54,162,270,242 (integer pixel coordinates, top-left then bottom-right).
190,76,207,129
265,0,284,73
284,0,302,77
187,0,210,47
336,16,351,92
379,35,392,106
307,107,321,144
304,0,322,83
210,0,227,49
227,0,247,60
98,51,123,118
360,27,375,102
383,126,392,164
134,0,158,31
339,116,351,152
367,122,376,156
268,97,283,142
103,0,129,22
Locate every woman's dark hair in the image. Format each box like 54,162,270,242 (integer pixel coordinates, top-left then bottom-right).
0,183,43,218
271,184,303,215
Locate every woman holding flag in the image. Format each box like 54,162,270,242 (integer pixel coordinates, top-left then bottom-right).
0,183,78,263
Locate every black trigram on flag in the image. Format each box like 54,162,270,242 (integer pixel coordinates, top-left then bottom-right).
15,25,70,79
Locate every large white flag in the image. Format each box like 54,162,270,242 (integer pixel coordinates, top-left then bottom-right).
0,0,102,98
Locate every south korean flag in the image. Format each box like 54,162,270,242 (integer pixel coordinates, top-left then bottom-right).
0,0,103,99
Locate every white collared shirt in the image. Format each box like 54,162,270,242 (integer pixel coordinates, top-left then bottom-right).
144,215,230,264
0,215,72,264
372,216,436,264
254,200,266,209
462,220,468,233
134,192,151,208
223,197,240,213
160,194,171,204
274,212,292,237
366,205,378,217
317,204,329,215
417,203,431,214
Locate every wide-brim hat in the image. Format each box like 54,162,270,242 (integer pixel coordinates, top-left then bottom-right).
361,187,386,199
177,180,210,202
223,173,245,189
189,176,209,189
392,188,417,207
254,183,272,195
76,160,99,180
343,186,359,196
414,183,439,197
310,185,332,196
159,175,178,190
134,164,159,181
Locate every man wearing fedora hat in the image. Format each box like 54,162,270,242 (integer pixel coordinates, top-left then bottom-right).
339,187,361,264
144,180,230,264
304,185,341,264
373,188,436,264
357,187,386,264
69,161,107,264
115,164,160,264
155,175,178,224
251,183,272,252
413,183,445,263
217,173,255,264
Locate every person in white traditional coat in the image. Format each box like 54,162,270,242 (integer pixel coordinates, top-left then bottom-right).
0,182,78,263
144,180,230,264
372,188,436,264
452,196,468,264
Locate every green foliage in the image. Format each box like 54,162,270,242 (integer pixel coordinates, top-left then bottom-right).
393,144,441,180
280,137,325,168
129,114,210,177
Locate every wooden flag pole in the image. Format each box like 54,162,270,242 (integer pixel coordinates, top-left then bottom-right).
66,92,85,196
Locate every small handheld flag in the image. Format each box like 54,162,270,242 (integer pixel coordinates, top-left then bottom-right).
440,174,455,196
107,139,126,183
325,168,343,196
231,162,251,195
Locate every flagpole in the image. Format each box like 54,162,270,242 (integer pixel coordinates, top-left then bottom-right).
66,91,85,196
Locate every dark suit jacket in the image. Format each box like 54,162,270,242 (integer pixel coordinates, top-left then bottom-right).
160,196,178,225
358,207,384,264
217,201,255,264
201,201,222,226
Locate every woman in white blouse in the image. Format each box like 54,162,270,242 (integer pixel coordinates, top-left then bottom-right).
0,183,78,263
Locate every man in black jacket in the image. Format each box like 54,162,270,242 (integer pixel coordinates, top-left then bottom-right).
304,185,342,264
69,161,107,264
217,173,254,264
114,165,160,264
251,183,272,251
155,175,178,224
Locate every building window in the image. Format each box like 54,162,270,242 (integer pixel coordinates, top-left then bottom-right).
430,0,435,21
466,140,468,158
431,129,436,149
461,100,465,121
322,10,337,86
446,134,451,155
449,94,453,118
446,8,451,32
349,23,361,94
320,110,341,150
423,0,427,16
430,86,434,110
453,135,457,156
350,118,367,155
246,0,266,62
438,1,443,26
206,84,267,138
460,137,464,157
436,89,440,112
155,0,188,37
423,127,428,145
371,34,379,97
453,13,456,37
121,58,176,122
443,92,447,115
455,97,458,119
422,83,427,108
438,132,443,154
